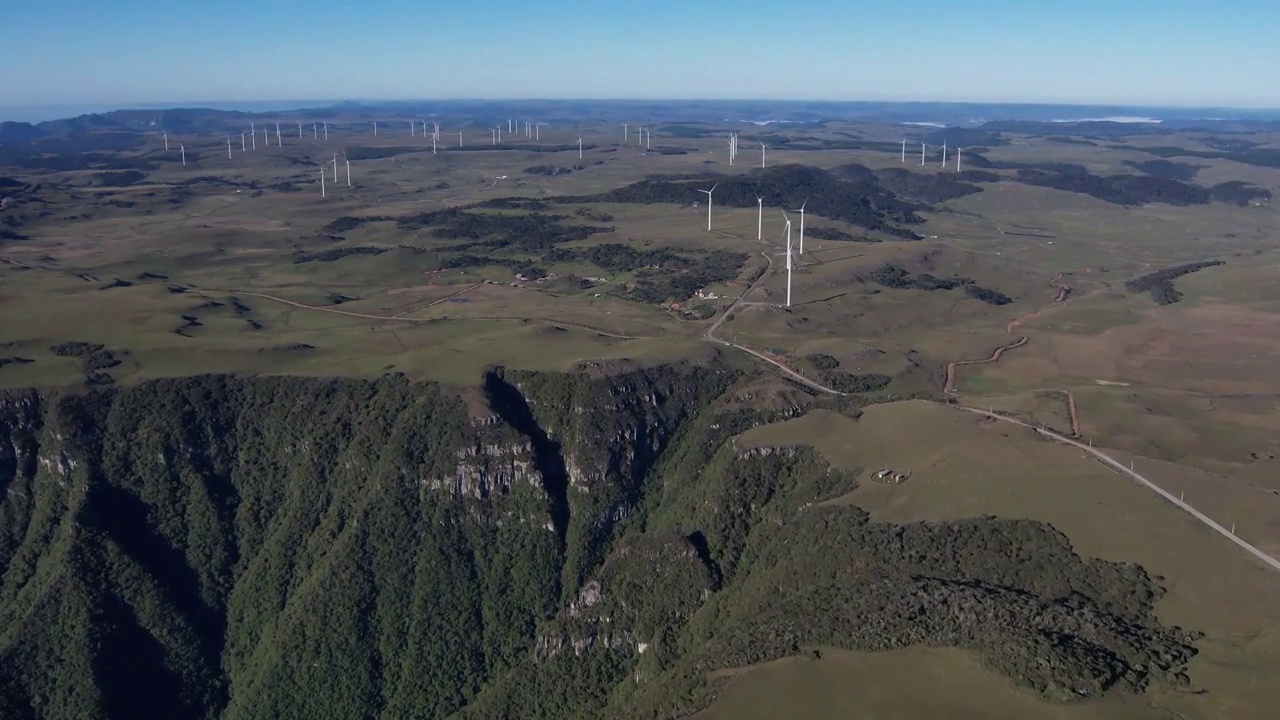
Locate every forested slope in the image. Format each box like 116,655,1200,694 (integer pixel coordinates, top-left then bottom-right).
0,366,1198,719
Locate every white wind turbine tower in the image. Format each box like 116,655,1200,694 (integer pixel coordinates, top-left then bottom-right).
320,167,326,197
901,138,906,163
756,196,763,241
696,183,718,232
535,124,540,141
637,125,643,145
275,123,281,146
263,127,268,147
645,129,650,150
941,141,947,167
226,136,232,159
956,147,963,172
333,153,338,182
163,130,169,151
491,128,497,145
459,130,463,147
623,123,629,143
782,211,793,307
346,157,351,187
241,133,246,152
179,143,186,167
373,121,378,136
728,134,734,166
297,122,302,138
760,141,767,168
411,121,416,138
796,200,807,255
323,122,329,141
920,143,926,166
498,126,503,143
250,122,255,149
578,135,583,160
313,122,318,139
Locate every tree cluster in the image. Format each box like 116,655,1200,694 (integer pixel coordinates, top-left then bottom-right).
1125,260,1224,305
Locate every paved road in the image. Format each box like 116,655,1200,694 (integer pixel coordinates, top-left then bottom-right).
954,405,1280,574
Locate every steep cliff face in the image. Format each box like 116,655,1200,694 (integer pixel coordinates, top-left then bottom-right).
0,368,1199,720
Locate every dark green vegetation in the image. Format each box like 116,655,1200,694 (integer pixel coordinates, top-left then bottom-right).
1125,261,1226,305
868,265,1012,305
1122,160,1202,182
558,165,928,239
964,153,1271,207
0,365,1199,719
320,208,748,303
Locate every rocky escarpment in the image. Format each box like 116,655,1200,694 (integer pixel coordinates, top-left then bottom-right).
0,367,1200,720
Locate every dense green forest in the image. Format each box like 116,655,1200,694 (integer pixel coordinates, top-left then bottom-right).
0,364,1197,719
1125,261,1225,305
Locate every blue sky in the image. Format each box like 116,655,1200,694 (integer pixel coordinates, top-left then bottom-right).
3,0,1278,110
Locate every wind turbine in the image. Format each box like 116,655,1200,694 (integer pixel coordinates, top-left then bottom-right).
323,122,328,141
241,133,246,152
346,157,351,187
297,122,302,138
756,196,763,241
901,138,906,163
637,125,643,145
263,127,268,147
941,141,947,167
313,122,318,139
411,121,416,138
956,147,963,172
226,136,232,159
498,125,503,144
645,129,650,150
760,141,767,168
491,128,497,145
275,123,281,146
432,132,436,154
535,124,540,141
320,167,325,197
920,143,926,166
782,211,793,308
459,130,463,147
163,130,169,151
728,134,734,166
578,135,583,160
333,153,338,183
179,143,186,167
250,122,256,149
796,200,807,255
697,183,718,232
623,123,629,143
373,121,378,136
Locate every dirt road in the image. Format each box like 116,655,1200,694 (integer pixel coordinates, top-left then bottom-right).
955,405,1280,573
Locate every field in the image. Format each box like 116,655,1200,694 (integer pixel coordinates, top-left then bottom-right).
3,110,1280,718
729,403,1280,720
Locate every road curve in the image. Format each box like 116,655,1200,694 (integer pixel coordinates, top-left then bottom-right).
953,405,1280,574
702,249,846,396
